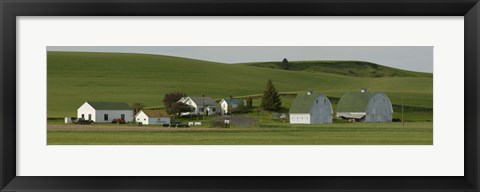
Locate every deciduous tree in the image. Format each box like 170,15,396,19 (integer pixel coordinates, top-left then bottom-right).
163,92,187,114
131,102,145,115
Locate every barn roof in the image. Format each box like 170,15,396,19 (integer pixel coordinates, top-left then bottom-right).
336,91,380,112
87,101,132,110
289,92,327,113
141,109,169,117
222,98,244,105
188,96,218,107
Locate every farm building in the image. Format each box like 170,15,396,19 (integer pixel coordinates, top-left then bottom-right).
135,109,170,125
219,98,246,115
289,90,333,124
177,96,220,116
77,101,133,123
336,89,393,122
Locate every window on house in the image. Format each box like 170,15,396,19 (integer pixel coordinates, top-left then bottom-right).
104,114,108,121
212,108,216,112
121,114,125,120
137,118,140,121
88,114,92,120
81,114,85,119
316,100,318,104
324,99,326,104
373,98,376,102
144,118,146,121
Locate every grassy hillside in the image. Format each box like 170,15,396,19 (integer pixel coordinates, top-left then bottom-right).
47,51,433,117
240,60,432,78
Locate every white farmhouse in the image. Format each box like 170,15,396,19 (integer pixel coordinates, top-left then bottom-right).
289,91,333,124
336,89,393,122
135,109,170,125
177,96,219,116
77,101,133,123
219,98,246,115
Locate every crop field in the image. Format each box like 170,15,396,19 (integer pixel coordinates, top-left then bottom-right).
47,51,433,145
47,52,432,117
47,122,432,145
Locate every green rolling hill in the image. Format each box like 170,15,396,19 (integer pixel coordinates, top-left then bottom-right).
240,60,432,78
47,51,433,117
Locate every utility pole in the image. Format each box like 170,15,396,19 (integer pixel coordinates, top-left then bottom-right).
402,96,404,127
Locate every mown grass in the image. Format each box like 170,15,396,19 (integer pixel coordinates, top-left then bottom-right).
47,122,432,145
47,52,432,117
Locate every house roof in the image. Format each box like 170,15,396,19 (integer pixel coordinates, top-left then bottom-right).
336,91,380,112
87,101,132,110
141,109,169,117
289,92,327,113
187,96,218,107
222,98,244,105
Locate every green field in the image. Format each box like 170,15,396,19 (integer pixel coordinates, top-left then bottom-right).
47,122,432,145
47,51,433,145
241,60,432,78
48,51,432,117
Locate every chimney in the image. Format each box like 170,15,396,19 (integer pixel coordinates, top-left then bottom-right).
361,88,367,93
307,90,313,95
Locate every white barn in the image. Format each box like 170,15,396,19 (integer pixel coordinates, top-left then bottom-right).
336,89,393,122
135,110,170,125
77,101,133,123
289,91,333,124
177,96,220,116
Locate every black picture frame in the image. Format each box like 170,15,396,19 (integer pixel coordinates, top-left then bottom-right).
1,0,479,191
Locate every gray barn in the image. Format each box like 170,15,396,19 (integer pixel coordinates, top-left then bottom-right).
289,91,333,124
336,89,393,122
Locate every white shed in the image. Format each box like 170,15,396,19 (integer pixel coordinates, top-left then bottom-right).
135,110,170,125
289,91,333,124
336,89,393,122
77,101,133,123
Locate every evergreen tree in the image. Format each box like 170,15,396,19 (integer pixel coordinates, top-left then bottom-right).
261,79,282,111
282,58,289,70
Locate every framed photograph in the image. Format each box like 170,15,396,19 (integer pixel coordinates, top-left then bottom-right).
1,0,479,191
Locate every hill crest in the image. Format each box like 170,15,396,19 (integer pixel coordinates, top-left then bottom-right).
239,60,432,78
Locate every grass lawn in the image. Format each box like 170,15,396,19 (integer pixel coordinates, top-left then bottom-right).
47,122,432,145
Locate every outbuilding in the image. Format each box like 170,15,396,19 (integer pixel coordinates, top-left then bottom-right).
135,109,170,125
219,98,246,115
289,90,333,124
77,101,133,123
336,89,393,122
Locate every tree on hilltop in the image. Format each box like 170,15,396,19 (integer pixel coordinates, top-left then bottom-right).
282,58,289,70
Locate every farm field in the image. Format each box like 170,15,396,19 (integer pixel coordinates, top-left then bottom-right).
47,122,433,145
47,51,433,145
47,51,432,117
